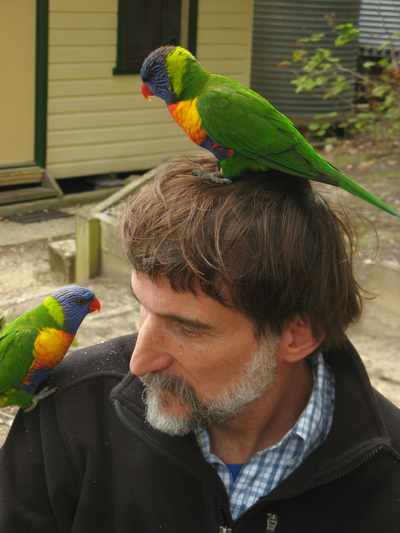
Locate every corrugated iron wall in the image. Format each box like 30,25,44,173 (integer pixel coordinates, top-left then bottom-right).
359,0,400,55
251,0,361,122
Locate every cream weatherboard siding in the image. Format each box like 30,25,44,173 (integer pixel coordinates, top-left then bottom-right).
0,1,36,168
47,0,254,179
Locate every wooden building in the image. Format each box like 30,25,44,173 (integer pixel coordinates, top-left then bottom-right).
0,0,254,204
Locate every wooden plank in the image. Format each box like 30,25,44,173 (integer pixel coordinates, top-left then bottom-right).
49,77,140,97
198,13,246,30
49,62,115,81
180,0,189,48
51,0,117,13
49,45,115,63
200,0,251,13
48,107,170,130
49,13,117,30
0,187,58,206
199,44,250,60
47,146,202,179
75,211,101,283
49,29,116,46
48,123,181,148
199,58,250,74
0,167,43,187
0,187,121,217
48,94,144,114
47,135,193,164
197,29,250,45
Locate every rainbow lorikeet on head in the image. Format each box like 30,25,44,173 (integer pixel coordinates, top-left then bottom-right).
0,285,100,411
140,45,400,218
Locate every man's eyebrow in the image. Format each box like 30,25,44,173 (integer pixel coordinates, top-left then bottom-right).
130,283,213,331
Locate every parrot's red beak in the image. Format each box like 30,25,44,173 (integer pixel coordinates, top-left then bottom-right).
141,83,154,100
89,297,101,313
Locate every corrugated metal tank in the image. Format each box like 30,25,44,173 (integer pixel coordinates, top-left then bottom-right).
359,0,400,55
251,0,361,123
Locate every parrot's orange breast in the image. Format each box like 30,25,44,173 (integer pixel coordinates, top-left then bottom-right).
21,328,74,388
34,328,74,367
168,98,208,145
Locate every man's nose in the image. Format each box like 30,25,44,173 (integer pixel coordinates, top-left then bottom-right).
129,316,173,377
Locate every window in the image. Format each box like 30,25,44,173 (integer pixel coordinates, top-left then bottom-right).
113,0,198,75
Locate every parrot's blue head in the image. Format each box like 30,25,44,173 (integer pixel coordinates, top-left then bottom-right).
50,285,101,334
140,45,177,104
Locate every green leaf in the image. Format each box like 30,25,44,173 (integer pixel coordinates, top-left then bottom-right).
334,23,360,46
372,85,389,97
315,75,328,86
309,122,321,131
292,49,308,62
298,32,325,44
378,57,390,68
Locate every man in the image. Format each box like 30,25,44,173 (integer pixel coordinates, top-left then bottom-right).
1,154,399,532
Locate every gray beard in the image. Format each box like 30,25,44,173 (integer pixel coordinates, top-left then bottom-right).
140,335,279,436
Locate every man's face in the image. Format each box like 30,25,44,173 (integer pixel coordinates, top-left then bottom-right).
130,272,279,435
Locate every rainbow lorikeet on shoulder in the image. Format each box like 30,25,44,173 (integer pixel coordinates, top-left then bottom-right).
0,285,100,411
140,45,400,218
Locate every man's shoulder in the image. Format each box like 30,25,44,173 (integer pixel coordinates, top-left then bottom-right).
49,334,137,390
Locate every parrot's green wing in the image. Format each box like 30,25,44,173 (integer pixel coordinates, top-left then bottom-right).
0,327,38,393
197,77,400,218
197,78,326,181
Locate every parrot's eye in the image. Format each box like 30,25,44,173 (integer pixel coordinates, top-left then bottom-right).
75,298,86,305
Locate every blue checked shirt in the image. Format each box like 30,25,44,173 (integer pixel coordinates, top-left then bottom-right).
195,352,335,520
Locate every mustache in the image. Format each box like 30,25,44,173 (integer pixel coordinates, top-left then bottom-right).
141,372,201,409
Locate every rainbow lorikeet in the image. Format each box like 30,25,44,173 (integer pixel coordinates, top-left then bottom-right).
0,285,100,411
140,45,400,218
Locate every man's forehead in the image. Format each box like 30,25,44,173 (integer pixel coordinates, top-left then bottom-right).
131,271,206,307
130,271,239,323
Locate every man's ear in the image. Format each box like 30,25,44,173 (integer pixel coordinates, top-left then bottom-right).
277,317,324,363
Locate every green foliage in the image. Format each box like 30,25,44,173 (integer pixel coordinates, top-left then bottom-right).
283,21,400,144
334,23,360,46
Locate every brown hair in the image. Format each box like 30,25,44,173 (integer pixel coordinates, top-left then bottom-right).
122,154,362,349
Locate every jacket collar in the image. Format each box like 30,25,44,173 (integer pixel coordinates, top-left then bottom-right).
110,338,392,496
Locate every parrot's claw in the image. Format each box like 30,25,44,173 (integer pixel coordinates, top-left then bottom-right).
24,386,58,412
192,169,232,185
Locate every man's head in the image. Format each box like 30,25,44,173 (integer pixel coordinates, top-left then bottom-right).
122,155,362,435
123,154,362,349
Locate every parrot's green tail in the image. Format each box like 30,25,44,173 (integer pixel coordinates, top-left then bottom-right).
339,174,400,218
321,160,400,218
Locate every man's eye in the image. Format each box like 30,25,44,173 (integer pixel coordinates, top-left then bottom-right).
178,323,200,338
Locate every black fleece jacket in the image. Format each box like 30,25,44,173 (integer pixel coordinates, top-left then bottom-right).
0,334,399,532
